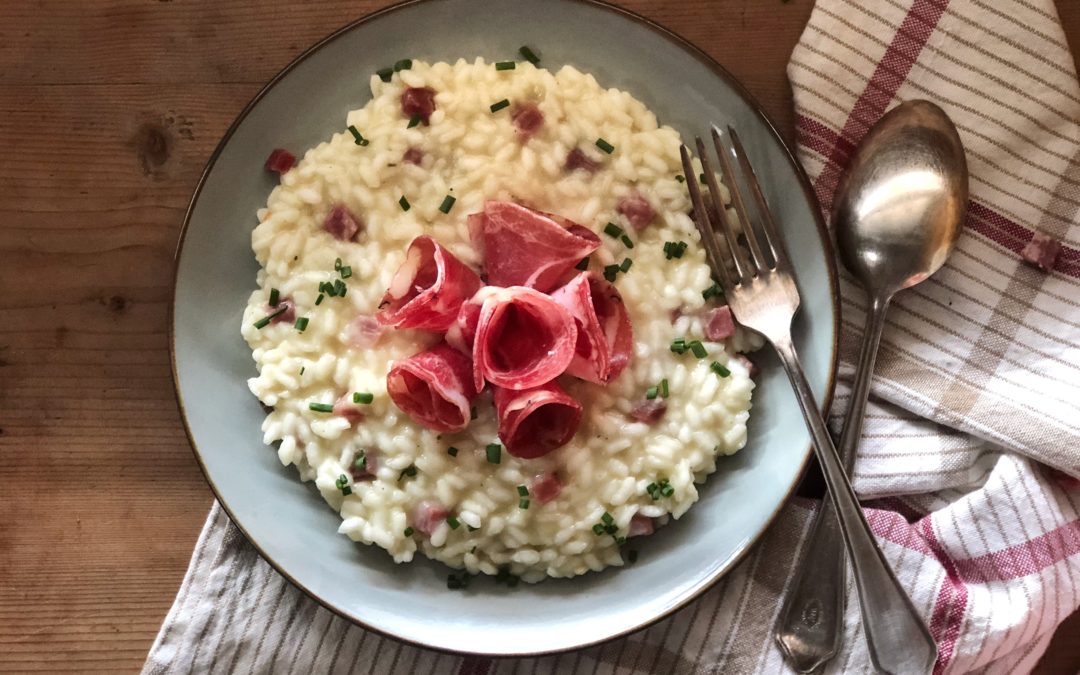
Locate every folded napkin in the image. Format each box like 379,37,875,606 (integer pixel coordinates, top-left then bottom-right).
145,0,1080,672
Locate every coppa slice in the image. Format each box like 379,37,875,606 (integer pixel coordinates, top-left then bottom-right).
378,236,482,332
470,201,601,292
550,272,633,384
386,343,478,433
494,381,583,459
472,286,577,391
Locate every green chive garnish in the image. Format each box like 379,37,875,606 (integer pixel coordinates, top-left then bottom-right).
486,443,501,464
393,58,412,72
689,340,707,358
268,288,280,306
620,234,635,248
601,512,614,525
646,386,658,400
334,257,342,270
519,45,540,64
447,516,460,529
309,402,334,413
595,138,615,154
517,485,529,497
660,378,669,398
519,499,530,509
407,114,422,129
495,61,517,71
339,266,352,279
604,222,624,238
670,338,687,354
294,317,309,332
620,257,632,272
253,305,288,329
352,392,374,405
315,293,325,306
490,99,510,113
404,526,414,537
711,361,731,377
334,279,347,297
300,367,305,375
700,173,708,184
335,473,351,496
399,195,411,211
603,264,620,282
575,257,590,271
376,67,393,82
675,174,686,183
354,453,366,470
400,464,417,480
438,195,456,214
347,125,369,146
663,241,688,260
447,446,459,457
702,282,723,301
592,523,605,535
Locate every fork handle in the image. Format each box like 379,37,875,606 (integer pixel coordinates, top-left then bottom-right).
773,336,937,675
775,294,892,672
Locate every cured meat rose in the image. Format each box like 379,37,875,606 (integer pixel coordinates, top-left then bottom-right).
264,148,295,174
378,236,482,331
494,381,583,459
341,314,383,349
529,472,563,504
617,192,656,230
1021,231,1061,272
412,500,448,536
511,103,544,140
549,272,633,384
471,201,601,292
703,306,736,341
323,203,363,242
472,286,578,391
401,87,437,125
386,343,478,433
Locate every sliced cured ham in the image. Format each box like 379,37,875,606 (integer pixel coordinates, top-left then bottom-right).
446,299,481,354
493,381,583,459
471,201,601,292
386,343,478,433
549,272,633,384
471,286,577,391
378,236,482,332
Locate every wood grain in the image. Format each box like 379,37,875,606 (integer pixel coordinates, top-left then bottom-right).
0,1,1075,672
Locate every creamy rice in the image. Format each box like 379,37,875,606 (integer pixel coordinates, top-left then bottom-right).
241,58,757,582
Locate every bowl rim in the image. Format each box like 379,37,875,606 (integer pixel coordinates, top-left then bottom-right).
169,0,840,657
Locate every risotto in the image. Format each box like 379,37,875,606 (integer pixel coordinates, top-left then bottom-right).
241,57,757,583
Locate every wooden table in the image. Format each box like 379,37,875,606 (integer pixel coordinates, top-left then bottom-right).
1,1,1077,672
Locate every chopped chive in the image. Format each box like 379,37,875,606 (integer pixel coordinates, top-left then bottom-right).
702,282,723,301
352,392,374,404
334,257,342,270
470,406,478,420
575,257,590,271
700,173,708,184
645,386,658,400
670,338,687,354
351,121,375,145
601,511,614,525
486,443,501,464
294,317,309,332
335,473,351,495
438,195,457,214
620,257,632,272
628,550,639,563
300,367,305,375
393,58,412,72
334,279,347,297
399,464,417,479
407,114,422,129
309,402,334,413
620,234,635,248
490,98,510,113
268,288,280,306
376,67,394,82
519,45,540,64
675,174,686,183
495,61,517,71
519,498,530,509
253,305,288,329
711,361,731,377
605,524,617,535
447,516,460,530
595,138,615,154
592,523,605,535
404,526,414,537
353,453,366,470
615,535,626,545
663,241,688,260
339,266,352,279
603,264,620,282
315,293,325,306
447,446,459,457
604,222,624,238
517,485,529,497
399,195,411,211
660,378,669,398
689,340,707,358
661,483,674,497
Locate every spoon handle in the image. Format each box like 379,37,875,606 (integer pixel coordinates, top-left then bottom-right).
774,294,892,671
772,320,937,675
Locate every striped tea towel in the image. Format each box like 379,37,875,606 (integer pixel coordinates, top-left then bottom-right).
145,0,1080,672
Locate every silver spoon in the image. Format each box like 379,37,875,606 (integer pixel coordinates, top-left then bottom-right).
775,99,968,674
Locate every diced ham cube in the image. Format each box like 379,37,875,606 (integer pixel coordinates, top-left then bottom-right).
704,306,736,341
617,192,656,230
333,394,365,426
349,449,378,481
342,314,383,349
565,148,600,173
1021,231,1061,272
401,87,437,125
412,500,448,535
511,103,544,140
264,148,295,174
630,399,667,424
628,514,655,538
529,472,563,505
323,204,363,242
266,298,295,325
736,354,759,378
403,147,424,165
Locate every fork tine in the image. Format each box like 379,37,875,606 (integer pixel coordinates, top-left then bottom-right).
680,144,733,289
696,136,752,283
710,126,771,275
728,126,791,272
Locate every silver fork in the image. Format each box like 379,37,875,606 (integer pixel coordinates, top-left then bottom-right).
680,127,937,675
